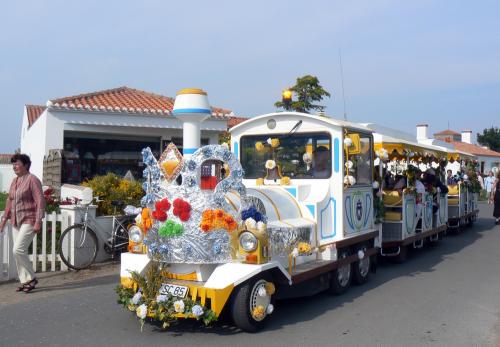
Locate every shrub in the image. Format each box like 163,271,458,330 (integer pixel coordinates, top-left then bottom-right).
82,173,144,215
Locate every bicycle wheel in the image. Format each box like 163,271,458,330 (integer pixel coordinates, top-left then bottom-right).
58,224,98,270
111,218,133,255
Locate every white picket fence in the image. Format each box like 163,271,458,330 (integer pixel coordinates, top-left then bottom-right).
0,211,72,281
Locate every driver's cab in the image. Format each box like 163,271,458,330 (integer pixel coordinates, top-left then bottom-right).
230,112,376,247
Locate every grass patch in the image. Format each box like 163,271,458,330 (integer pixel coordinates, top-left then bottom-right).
0,192,8,211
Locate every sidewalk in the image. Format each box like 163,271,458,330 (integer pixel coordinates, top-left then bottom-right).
0,261,120,306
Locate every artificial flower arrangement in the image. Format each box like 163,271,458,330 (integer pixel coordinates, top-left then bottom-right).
254,137,284,183
136,207,153,233
150,197,192,238
116,262,217,331
200,209,237,233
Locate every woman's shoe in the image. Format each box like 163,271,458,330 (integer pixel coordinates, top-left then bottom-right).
22,278,38,293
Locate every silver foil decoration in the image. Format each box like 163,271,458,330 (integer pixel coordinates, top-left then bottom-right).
267,226,312,256
143,144,247,264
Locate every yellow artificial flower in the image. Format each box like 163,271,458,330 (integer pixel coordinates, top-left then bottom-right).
280,176,291,185
298,242,311,254
256,178,264,186
252,305,266,320
270,138,280,148
255,141,265,152
265,282,276,295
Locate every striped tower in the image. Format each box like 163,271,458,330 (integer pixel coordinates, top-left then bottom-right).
172,88,211,157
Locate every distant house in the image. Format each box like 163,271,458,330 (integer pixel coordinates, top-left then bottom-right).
21,86,242,186
418,125,500,174
433,129,461,142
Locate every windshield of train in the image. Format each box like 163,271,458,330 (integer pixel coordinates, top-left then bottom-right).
240,132,332,179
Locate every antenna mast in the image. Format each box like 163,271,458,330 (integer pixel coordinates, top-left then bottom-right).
339,48,347,121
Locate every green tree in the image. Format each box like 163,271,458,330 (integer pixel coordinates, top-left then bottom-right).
477,127,500,152
275,75,331,113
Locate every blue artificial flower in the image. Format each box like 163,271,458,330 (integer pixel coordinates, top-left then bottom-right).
187,160,197,171
148,242,158,254
159,244,169,254
202,147,213,158
213,241,222,254
191,305,204,317
254,211,263,222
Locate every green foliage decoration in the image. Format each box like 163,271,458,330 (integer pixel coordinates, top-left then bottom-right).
115,262,217,330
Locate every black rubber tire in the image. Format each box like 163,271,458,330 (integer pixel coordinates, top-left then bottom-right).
391,245,408,264
327,250,352,295
353,246,371,285
230,276,271,332
110,218,134,256
58,224,98,270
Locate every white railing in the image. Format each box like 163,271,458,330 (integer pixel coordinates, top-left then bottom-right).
0,211,72,282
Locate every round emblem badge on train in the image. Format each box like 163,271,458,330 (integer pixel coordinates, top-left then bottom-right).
115,88,481,332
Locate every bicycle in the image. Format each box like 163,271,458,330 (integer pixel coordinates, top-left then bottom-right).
57,197,138,270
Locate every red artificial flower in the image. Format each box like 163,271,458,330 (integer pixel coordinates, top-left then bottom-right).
179,211,190,222
152,210,167,221
155,198,171,212
173,198,183,209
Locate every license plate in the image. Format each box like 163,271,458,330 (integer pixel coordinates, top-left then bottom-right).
159,283,189,298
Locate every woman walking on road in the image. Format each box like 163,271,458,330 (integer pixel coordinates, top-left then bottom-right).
491,171,500,225
0,154,45,293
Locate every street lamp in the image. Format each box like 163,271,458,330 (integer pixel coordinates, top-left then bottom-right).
282,89,292,111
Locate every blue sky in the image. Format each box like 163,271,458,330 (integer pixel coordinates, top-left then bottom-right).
1,0,499,152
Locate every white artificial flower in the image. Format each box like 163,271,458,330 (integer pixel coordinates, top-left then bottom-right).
302,152,312,164
463,174,468,180
291,248,299,257
348,176,356,186
173,300,185,313
346,160,353,169
265,160,276,170
266,304,274,314
135,214,142,224
245,218,257,230
131,292,142,305
267,138,272,145
156,294,168,303
257,221,266,232
136,304,147,319
357,250,365,260
344,137,353,147
372,181,380,189
257,286,267,297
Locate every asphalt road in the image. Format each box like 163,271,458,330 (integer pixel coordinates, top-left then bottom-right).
1,204,499,347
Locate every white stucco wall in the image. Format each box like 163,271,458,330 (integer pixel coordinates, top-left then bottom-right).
20,108,51,180
0,164,15,192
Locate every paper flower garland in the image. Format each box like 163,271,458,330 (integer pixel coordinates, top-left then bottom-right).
172,198,191,222
200,209,237,233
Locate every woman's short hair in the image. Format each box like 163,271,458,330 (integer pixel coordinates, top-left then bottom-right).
10,153,31,170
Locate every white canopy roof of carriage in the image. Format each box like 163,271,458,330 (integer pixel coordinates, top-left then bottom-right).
362,123,446,154
230,112,372,134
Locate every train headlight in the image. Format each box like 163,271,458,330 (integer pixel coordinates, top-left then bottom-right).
239,231,257,252
128,225,144,243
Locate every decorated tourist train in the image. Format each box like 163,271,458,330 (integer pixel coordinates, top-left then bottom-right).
117,88,481,332
118,88,381,332
363,124,450,261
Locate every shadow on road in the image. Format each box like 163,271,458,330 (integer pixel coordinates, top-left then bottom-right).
147,209,496,336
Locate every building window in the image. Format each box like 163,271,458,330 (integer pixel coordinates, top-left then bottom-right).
63,135,160,183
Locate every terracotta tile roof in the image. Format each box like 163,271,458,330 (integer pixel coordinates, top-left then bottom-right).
0,154,13,165
451,141,500,157
434,129,460,136
48,86,232,118
26,105,47,128
227,116,249,129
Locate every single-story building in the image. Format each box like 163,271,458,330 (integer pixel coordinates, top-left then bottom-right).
21,86,245,186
